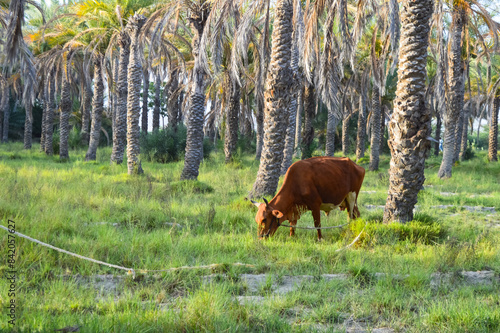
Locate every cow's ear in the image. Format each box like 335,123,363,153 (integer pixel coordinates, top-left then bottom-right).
272,210,284,219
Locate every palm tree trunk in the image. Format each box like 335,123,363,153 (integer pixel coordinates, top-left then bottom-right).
379,106,386,154
153,71,161,131
383,0,433,223
281,33,300,174
356,91,367,160
2,83,10,143
249,0,294,198
59,54,72,161
126,14,146,175
180,4,210,180
342,112,352,156
81,81,93,145
85,55,104,161
294,87,304,158
44,79,56,155
489,96,499,162
369,87,381,171
111,31,130,164
254,0,271,161
434,112,441,156
255,95,264,160
167,67,180,131
325,104,338,157
141,68,149,133
224,73,240,163
453,106,464,163
302,81,315,159
111,56,119,140
23,103,32,149
438,5,466,178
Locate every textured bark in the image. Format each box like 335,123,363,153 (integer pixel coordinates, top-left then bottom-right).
126,14,146,175
302,81,315,159
434,112,441,156
40,98,46,150
23,103,33,149
224,73,240,163
111,56,119,140
342,112,352,156
356,92,367,160
294,87,304,158
453,104,464,163
489,96,499,162
255,94,264,159
180,3,210,180
379,106,386,154
85,55,104,161
153,72,161,131
254,0,271,161
249,0,293,198
111,31,131,164
369,87,381,171
384,0,433,223
167,68,180,131
459,103,470,160
325,105,338,157
141,68,149,133
80,82,93,145
59,56,72,161
281,33,300,174
44,79,56,155
438,6,466,178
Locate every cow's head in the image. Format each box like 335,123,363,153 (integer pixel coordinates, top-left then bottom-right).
250,198,284,239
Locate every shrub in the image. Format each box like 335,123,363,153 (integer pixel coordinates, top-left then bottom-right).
140,125,187,163
68,126,82,150
52,131,60,155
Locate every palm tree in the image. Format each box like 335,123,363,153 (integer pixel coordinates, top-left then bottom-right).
59,50,73,161
369,83,382,171
356,73,369,160
126,13,147,175
489,94,499,162
111,29,131,164
152,66,161,131
383,0,433,223
141,66,149,133
301,80,315,159
180,1,211,180
249,0,294,198
85,54,104,161
80,75,93,145
223,72,241,163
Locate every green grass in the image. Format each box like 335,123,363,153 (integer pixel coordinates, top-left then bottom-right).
0,143,499,332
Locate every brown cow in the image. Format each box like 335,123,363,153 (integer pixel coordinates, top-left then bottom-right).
251,157,365,240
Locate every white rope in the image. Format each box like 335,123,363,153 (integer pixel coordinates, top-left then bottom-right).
0,225,254,277
279,221,350,230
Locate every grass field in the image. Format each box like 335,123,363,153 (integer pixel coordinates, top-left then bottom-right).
0,143,499,332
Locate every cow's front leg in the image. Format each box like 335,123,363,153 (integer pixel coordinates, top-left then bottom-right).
289,220,297,237
312,209,322,241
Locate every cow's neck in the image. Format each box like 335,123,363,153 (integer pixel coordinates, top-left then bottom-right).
270,193,295,220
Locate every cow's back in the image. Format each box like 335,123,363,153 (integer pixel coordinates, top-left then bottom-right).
281,157,365,206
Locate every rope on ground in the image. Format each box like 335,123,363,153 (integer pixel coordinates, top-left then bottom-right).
335,222,366,252
279,221,350,230
0,225,254,278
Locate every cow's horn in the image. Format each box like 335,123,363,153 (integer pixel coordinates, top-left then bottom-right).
263,198,269,207
250,199,261,208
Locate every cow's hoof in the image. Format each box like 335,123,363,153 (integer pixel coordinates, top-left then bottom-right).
316,238,323,242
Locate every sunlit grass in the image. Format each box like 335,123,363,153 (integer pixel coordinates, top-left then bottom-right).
0,142,499,332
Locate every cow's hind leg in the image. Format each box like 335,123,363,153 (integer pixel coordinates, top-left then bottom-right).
345,191,358,219
312,209,322,241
